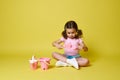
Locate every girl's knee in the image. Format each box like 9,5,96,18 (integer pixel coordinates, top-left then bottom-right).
83,59,89,66
78,58,89,67
52,52,56,58
52,52,60,58
85,59,89,65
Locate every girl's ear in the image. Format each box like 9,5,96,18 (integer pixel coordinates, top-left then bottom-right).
76,32,78,35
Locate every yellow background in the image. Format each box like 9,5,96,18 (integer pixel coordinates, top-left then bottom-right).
0,0,120,80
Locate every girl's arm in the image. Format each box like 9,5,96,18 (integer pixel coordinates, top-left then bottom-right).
78,39,88,51
52,39,63,49
82,41,88,52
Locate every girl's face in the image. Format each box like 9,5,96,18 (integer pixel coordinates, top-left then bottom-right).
66,28,77,39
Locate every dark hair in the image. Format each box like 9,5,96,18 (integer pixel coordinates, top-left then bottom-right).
62,20,83,39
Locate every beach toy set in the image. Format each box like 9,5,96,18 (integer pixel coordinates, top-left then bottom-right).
29,56,51,70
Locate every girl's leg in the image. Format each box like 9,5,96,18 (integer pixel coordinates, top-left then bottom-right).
52,52,67,62
76,57,89,67
52,52,79,69
52,52,71,67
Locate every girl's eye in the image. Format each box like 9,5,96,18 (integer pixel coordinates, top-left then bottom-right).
68,32,70,34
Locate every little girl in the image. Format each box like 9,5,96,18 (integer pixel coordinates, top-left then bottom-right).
52,20,89,69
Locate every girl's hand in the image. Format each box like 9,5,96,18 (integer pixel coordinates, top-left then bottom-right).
83,46,88,52
56,44,63,49
52,39,63,49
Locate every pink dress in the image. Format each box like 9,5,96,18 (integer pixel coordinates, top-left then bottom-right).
60,37,83,56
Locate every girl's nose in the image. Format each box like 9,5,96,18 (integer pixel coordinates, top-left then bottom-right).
70,33,72,35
